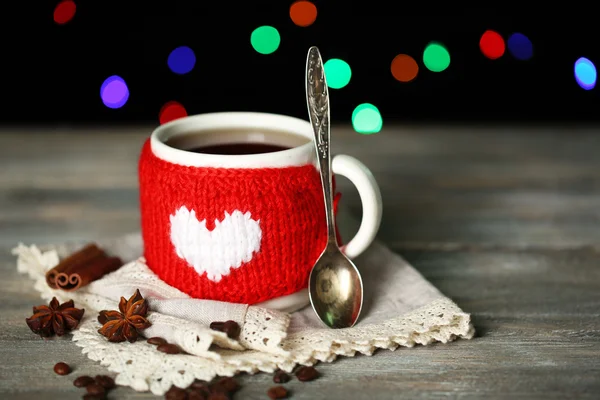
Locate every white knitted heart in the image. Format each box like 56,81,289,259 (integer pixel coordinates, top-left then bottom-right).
169,206,262,282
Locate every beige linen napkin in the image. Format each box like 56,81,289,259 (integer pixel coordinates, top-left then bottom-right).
13,212,474,395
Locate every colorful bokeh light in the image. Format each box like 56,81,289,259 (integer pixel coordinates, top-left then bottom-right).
159,101,188,125
167,46,196,75
352,103,382,134
480,30,505,60
324,59,351,89
250,26,281,55
100,76,129,109
54,0,76,25
391,54,419,82
507,33,533,60
423,42,450,72
574,57,597,90
290,1,317,27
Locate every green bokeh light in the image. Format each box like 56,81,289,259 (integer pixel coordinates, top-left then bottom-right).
250,26,280,55
423,42,450,72
324,58,352,89
352,103,382,134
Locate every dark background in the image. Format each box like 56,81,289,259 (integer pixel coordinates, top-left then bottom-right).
4,2,599,125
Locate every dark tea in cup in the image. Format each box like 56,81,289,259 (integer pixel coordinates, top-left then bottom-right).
165,127,307,155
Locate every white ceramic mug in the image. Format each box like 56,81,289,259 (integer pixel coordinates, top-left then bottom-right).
140,112,383,312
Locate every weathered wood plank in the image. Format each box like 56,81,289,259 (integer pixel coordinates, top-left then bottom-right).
2,248,599,399
3,128,600,248
1,127,600,399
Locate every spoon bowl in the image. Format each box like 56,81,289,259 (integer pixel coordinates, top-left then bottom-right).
309,244,363,328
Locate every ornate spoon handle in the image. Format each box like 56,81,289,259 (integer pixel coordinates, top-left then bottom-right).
305,46,336,241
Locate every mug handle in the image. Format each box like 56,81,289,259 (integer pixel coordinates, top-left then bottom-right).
332,154,383,258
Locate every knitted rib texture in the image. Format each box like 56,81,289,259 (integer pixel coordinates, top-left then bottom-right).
139,140,341,304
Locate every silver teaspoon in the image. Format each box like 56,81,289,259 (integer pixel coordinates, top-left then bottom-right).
305,46,363,329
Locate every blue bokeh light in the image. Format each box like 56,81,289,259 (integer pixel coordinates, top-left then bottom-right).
507,33,533,61
167,46,196,74
100,75,129,109
574,57,597,90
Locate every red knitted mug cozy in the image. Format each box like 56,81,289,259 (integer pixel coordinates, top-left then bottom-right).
139,140,342,304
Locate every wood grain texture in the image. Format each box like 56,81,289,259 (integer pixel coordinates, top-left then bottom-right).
1,127,599,399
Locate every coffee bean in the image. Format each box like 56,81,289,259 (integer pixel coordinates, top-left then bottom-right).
207,392,229,400
147,336,167,346
190,381,210,396
267,386,289,399
211,377,240,394
191,380,209,391
165,385,187,400
273,370,290,383
86,383,106,395
83,394,106,400
223,321,241,339
209,320,241,339
188,389,207,400
157,343,182,354
73,375,95,387
94,375,115,389
295,366,319,382
53,362,71,375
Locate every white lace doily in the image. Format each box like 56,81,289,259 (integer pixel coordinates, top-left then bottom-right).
14,234,474,396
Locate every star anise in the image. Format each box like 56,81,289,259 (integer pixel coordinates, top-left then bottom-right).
25,297,85,338
97,289,151,343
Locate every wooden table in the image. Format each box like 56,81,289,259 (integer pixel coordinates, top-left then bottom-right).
1,127,599,399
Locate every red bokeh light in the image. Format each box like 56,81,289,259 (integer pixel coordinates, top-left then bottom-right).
479,30,505,60
54,1,76,25
159,101,188,125
289,1,317,27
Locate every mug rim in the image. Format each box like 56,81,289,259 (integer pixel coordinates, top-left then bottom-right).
150,112,316,168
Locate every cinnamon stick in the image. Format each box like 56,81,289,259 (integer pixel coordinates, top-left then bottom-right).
55,256,123,291
45,244,105,288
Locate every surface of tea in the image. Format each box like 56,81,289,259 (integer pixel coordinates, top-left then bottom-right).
164,128,309,155
187,143,289,155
